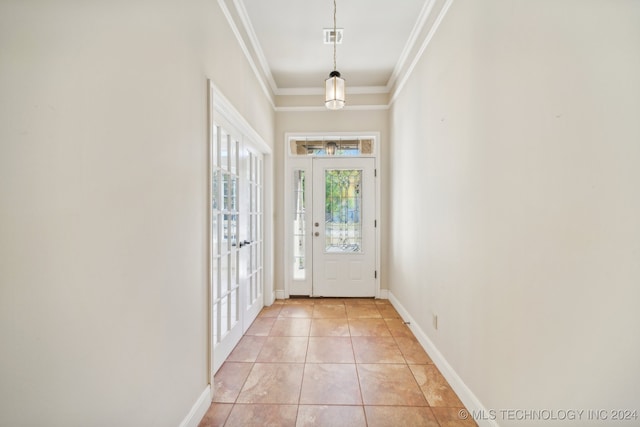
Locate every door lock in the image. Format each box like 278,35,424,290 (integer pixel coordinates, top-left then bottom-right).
314,232,320,237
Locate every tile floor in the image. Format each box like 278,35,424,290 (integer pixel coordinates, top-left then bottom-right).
199,298,477,427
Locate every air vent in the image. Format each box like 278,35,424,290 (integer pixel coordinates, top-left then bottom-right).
323,28,343,44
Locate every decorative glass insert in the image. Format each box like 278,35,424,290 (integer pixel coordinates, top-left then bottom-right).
293,170,306,279
325,169,362,253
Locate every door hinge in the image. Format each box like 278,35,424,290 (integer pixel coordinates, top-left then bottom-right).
375,270,377,279
374,169,377,177
374,220,377,228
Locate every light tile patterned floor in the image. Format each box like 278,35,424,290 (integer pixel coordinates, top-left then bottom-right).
199,298,477,427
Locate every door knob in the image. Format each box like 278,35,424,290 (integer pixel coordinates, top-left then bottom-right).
314,232,320,237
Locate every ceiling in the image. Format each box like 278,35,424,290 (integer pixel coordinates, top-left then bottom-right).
230,0,430,94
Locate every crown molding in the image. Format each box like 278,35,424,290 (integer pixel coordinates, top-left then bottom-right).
232,0,280,94
386,0,437,92
390,0,455,105
275,85,389,96
276,87,324,96
217,0,275,108
220,0,454,110
275,104,389,112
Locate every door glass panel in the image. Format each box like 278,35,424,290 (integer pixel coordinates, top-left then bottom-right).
251,214,256,241
253,154,258,181
230,289,238,324
213,302,219,344
220,132,229,170
230,250,237,287
229,215,238,246
230,177,238,212
212,257,219,301
212,170,220,211
230,139,237,174
221,214,229,252
252,244,258,271
221,254,229,291
325,169,363,253
212,125,219,167
293,170,306,279
257,179,262,209
257,213,262,241
212,213,219,257
246,152,252,181
222,173,230,211
250,274,256,301
220,297,228,337
256,242,261,269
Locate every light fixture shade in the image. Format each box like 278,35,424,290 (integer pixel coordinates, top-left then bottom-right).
325,71,345,110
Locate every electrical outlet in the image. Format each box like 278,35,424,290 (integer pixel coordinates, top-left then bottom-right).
433,314,438,330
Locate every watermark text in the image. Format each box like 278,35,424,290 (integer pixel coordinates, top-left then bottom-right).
458,408,639,423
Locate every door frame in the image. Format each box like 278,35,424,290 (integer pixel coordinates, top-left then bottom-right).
283,132,381,299
208,81,273,383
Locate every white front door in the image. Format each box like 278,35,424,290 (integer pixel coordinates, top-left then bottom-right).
211,121,264,374
311,157,376,297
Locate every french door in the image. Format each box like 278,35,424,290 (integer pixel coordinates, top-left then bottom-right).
239,144,264,328
211,121,263,374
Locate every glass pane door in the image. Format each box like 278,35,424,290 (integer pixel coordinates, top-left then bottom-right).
240,147,264,331
312,157,376,297
211,123,242,374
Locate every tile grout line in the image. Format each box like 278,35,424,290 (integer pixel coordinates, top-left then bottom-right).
295,299,316,425
209,299,476,427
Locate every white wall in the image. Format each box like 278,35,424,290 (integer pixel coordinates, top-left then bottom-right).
0,1,273,426
274,109,390,294
389,0,640,425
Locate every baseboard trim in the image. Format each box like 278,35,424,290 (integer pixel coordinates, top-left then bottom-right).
388,292,498,427
274,289,286,300
178,386,211,427
265,291,276,305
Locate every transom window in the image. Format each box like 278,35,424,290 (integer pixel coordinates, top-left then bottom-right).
289,138,374,157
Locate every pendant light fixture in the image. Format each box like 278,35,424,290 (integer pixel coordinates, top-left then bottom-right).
325,0,345,110
325,141,338,156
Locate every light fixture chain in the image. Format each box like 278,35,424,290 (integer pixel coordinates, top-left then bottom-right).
333,0,337,71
